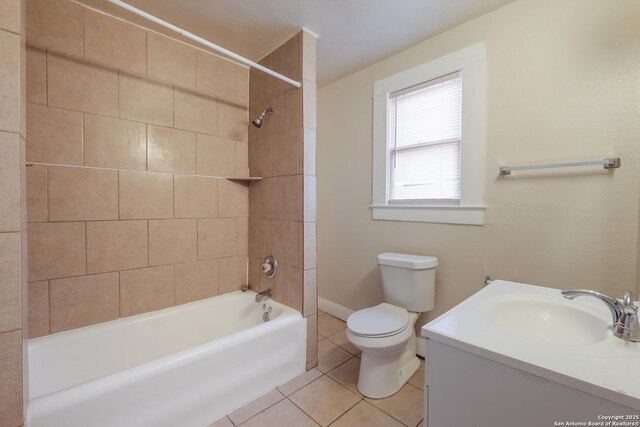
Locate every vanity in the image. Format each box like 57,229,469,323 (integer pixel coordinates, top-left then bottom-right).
421,280,640,427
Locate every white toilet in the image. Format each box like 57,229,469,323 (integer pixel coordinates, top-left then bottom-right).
346,252,438,398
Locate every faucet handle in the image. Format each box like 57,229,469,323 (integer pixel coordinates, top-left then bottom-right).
261,255,278,279
623,290,635,307
614,290,640,342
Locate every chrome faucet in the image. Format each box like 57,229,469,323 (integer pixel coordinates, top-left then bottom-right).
255,289,272,303
561,289,640,342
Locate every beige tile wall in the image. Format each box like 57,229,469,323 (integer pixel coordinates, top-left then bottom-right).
25,0,250,338
0,0,28,425
248,31,318,370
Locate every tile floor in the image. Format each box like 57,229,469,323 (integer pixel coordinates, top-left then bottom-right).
208,311,425,427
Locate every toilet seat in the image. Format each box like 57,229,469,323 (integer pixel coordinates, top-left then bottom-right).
347,303,409,337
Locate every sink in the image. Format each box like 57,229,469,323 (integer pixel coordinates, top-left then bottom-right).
485,296,609,345
422,280,640,410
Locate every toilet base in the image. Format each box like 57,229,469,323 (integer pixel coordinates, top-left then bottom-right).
356,332,420,398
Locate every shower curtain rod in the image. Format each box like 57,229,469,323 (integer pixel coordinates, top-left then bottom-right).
106,0,302,88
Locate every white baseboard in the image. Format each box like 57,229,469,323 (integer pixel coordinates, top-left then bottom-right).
318,297,353,321
318,297,427,358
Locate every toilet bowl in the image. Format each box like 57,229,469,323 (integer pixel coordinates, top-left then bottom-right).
346,253,437,398
347,304,420,398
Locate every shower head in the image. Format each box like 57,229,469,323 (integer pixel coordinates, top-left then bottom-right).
251,106,275,128
251,117,264,128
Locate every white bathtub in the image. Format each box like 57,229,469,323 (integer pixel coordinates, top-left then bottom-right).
27,291,307,427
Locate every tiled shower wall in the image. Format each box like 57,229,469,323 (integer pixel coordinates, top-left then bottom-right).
25,0,250,337
248,31,318,369
0,0,28,424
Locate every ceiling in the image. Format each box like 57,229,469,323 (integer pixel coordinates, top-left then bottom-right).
79,0,517,86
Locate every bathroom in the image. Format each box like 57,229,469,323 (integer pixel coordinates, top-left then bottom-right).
0,0,638,425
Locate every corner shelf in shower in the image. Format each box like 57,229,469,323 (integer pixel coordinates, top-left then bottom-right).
225,176,263,182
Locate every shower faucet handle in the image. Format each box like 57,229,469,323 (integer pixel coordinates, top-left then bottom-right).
261,256,278,279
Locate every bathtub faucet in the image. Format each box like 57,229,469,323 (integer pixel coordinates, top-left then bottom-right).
255,289,272,303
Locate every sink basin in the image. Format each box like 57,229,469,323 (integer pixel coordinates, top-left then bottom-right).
422,280,640,410
485,297,609,345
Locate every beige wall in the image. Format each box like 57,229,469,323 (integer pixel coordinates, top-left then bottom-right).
0,0,28,424
25,0,249,337
248,30,319,369
317,0,640,331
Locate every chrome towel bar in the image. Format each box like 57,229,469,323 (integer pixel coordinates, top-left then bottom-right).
499,157,620,175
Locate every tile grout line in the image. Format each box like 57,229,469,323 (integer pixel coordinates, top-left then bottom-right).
75,0,249,74
327,391,363,427
32,216,223,224
144,32,148,77
44,47,49,106
318,344,424,427
322,353,357,377
284,391,326,426
27,99,247,143
229,390,286,427
286,372,363,426
84,221,88,276
117,271,122,318
29,259,201,284
171,263,176,306
116,69,120,119
363,387,422,427
325,399,359,427
282,368,327,398
81,7,85,58
46,278,51,335
290,382,362,427
145,124,148,171
25,161,240,178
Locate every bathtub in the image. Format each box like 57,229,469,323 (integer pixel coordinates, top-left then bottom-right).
27,291,307,427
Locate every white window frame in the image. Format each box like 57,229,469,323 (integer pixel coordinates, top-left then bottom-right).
371,43,487,225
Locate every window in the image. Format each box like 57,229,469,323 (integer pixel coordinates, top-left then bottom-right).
371,44,486,225
388,72,462,204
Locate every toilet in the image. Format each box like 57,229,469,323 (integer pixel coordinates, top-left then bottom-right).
346,252,438,398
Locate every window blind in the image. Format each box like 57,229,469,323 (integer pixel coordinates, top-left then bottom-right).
388,71,462,203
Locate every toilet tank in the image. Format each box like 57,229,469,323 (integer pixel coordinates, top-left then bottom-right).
378,252,438,313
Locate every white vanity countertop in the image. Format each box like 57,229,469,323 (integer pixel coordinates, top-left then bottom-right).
422,280,640,410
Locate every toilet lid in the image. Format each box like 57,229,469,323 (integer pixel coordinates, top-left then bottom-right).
347,303,409,337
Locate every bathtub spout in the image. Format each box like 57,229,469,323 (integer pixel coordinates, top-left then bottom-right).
255,289,272,302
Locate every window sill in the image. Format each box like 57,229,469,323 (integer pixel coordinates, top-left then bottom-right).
370,204,485,225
